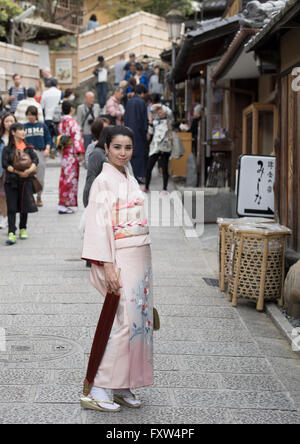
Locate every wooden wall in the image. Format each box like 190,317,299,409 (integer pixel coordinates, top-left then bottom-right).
0,42,39,93
279,74,300,251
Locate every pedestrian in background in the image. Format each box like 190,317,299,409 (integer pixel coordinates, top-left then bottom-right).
7,74,27,114
144,103,173,194
2,122,38,245
123,53,136,75
83,125,111,208
0,113,16,230
141,56,154,81
84,118,105,169
114,54,126,86
94,56,110,110
81,125,153,412
15,87,44,124
106,87,125,126
57,101,85,214
25,105,51,207
149,66,164,96
41,78,62,142
86,14,99,31
76,91,101,151
124,84,148,183
135,64,149,92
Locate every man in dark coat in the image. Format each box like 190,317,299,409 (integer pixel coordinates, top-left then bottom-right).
124,84,148,183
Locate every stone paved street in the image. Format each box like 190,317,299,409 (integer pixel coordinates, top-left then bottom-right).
0,162,300,424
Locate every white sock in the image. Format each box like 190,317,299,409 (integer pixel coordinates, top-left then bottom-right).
90,386,110,401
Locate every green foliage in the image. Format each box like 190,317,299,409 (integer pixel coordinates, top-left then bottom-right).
106,0,193,20
0,0,22,35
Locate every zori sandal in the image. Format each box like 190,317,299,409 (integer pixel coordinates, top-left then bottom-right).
80,395,121,412
113,392,142,408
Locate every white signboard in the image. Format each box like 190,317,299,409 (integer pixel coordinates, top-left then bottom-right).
55,58,72,84
237,155,275,218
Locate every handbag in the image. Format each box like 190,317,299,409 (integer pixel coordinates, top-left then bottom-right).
153,307,160,331
13,149,32,172
31,176,43,194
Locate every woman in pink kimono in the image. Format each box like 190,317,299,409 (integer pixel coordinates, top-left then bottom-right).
57,101,85,214
81,126,153,412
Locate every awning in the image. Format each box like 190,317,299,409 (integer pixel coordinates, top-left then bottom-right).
22,17,74,40
172,15,240,83
212,29,260,81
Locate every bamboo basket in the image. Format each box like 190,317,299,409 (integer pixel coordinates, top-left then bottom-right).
227,223,291,311
217,217,274,292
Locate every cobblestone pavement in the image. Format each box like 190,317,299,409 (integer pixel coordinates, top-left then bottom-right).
0,162,300,424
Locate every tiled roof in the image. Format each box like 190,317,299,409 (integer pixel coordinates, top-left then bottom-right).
245,0,298,51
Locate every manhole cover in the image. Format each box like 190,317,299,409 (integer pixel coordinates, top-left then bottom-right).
203,278,219,287
0,335,81,363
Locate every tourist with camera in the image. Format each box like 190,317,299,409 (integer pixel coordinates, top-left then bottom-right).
76,92,101,151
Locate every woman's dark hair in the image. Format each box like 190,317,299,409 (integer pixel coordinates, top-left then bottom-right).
8,122,25,150
97,126,113,149
91,118,104,141
136,63,143,72
25,105,38,117
105,126,134,148
90,14,97,21
135,84,147,95
62,100,74,115
0,112,16,139
151,93,161,104
64,88,73,99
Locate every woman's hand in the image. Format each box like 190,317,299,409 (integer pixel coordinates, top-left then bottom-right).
103,263,121,292
18,170,29,178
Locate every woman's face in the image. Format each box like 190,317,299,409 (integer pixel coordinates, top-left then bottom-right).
4,115,15,132
12,128,26,141
105,135,133,168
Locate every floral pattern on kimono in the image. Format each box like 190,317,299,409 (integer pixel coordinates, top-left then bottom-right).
130,265,153,345
58,116,85,207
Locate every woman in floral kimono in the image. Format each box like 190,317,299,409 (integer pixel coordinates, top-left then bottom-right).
57,101,85,214
81,126,153,412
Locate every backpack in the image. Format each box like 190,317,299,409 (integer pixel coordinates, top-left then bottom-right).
52,104,62,123
9,86,27,101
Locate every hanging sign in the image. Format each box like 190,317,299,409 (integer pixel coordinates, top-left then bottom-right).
237,155,275,218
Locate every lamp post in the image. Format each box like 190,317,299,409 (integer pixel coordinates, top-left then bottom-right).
165,9,184,123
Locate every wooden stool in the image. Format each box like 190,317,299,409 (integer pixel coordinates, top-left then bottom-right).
227,223,291,311
217,217,274,292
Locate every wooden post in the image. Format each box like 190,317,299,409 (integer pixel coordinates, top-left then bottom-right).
257,238,269,311
220,226,226,292
278,240,287,308
232,235,243,308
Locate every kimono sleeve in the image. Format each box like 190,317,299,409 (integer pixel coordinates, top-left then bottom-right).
82,178,115,264
70,118,85,154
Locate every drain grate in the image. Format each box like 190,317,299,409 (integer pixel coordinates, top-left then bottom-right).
203,278,219,287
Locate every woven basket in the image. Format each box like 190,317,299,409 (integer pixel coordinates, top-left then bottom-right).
227,223,291,311
217,217,274,292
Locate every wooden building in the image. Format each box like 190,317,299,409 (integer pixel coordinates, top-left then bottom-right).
245,0,300,255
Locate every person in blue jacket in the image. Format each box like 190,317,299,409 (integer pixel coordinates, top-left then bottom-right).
25,105,51,207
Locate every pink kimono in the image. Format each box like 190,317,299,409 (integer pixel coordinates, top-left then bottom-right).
58,116,85,207
82,163,154,389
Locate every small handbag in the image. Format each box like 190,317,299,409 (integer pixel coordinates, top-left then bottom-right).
13,149,32,172
153,307,160,331
31,176,43,194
